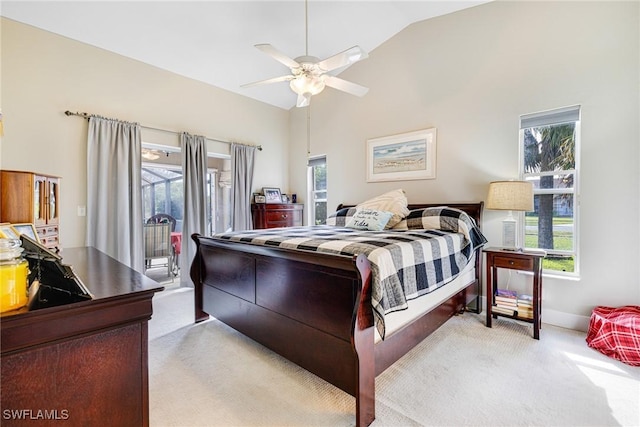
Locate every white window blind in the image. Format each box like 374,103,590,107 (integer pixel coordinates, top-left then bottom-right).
520,105,581,129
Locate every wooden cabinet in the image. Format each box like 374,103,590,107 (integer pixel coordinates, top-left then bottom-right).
252,203,303,229
484,247,546,339
1,247,163,426
0,170,60,249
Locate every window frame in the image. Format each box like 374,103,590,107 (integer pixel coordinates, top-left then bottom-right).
307,155,327,225
518,106,581,277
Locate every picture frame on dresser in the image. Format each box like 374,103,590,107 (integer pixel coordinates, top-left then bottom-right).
263,187,282,204
11,223,41,243
0,223,19,239
255,195,266,203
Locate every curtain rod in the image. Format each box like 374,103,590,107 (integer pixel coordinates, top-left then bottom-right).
64,110,262,151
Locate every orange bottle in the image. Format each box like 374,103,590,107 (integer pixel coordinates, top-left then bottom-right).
0,239,29,313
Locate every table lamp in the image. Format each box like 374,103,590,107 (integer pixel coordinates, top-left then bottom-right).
486,180,534,250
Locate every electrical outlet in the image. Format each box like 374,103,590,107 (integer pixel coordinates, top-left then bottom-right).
77,206,86,217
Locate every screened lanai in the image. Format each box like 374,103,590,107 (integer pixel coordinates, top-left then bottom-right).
142,166,184,231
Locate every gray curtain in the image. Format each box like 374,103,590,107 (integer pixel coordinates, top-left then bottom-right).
181,132,208,287
231,143,256,231
86,116,143,271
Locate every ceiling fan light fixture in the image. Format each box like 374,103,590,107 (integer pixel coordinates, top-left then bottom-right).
289,74,325,97
242,0,368,107
141,148,160,160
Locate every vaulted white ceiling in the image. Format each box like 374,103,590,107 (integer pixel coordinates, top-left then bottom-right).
2,1,489,110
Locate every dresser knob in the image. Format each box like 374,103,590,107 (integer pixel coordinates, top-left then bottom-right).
509,260,515,265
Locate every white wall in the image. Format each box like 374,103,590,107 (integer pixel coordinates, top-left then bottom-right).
1,17,290,248
288,1,640,329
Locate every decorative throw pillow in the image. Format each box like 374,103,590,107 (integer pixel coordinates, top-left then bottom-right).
392,206,447,230
404,207,460,230
355,189,410,228
402,207,488,249
326,207,358,226
345,209,393,231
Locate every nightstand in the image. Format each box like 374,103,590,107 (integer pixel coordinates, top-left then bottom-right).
484,247,546,339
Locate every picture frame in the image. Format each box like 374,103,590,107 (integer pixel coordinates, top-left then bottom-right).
281,194,290,203
366,128,437,182
262,187,282,204
255,195,266,203
10,223,41,243
0,223,19,240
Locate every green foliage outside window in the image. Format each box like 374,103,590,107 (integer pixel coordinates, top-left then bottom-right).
523,120,577,273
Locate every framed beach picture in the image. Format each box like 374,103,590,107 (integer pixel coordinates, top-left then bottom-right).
366,128,436,182
262,187,282,204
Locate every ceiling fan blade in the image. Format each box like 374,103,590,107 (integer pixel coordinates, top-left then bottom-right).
317,46,368,72
241,75,293,89
323,75,369,97
296,93,311,108
255,44,300,69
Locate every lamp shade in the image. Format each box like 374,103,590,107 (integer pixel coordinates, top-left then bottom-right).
486,181,534,211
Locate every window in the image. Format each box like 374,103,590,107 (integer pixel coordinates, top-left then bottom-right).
519,106,580,275
142,166,184,230
307,156,327,225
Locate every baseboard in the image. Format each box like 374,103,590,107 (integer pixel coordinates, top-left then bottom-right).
542,307,591,332
479,297,591,332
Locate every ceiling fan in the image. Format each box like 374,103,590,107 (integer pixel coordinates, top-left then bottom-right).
241,0,369,108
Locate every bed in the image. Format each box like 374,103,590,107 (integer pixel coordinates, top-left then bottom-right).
190,202,485,427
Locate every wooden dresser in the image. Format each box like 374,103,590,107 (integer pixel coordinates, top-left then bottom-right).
251,203,304,229
0,247,163,426
0,170,61,249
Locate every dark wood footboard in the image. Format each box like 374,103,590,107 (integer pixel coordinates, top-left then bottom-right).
191,237,377,425
190,202,483,427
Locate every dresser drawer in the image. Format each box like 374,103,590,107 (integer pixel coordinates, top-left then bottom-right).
36,225,59,248
40,235,59,249
252,203,304,229
493,255,533,270
266,210,300,224
37,225,59,238
265,220,290,228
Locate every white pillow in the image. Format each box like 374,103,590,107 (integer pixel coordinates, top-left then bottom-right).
345,209,393,231
356,189,410,228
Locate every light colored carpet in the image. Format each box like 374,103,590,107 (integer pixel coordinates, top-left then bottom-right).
149,288,639,427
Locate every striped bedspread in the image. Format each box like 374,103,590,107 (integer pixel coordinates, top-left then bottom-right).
213,225,483,338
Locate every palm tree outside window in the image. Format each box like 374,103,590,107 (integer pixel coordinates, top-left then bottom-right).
519,105,580,275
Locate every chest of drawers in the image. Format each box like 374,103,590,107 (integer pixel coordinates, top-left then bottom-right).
251,203,303,229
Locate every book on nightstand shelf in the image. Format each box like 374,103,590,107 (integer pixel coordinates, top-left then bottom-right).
518,294,533,305
495,296,518,307
516,294,534,319
494,289,518,315
496,289,517,298
492,305,517,316
518,308,534,319
493,290,535,319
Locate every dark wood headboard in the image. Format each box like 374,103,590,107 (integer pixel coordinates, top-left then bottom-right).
336,202,484,230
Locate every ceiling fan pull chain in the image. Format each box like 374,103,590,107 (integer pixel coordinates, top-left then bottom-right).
304,0,308,56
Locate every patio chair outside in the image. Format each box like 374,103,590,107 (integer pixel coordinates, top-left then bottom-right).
146,213,177,232
144,222,175,278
